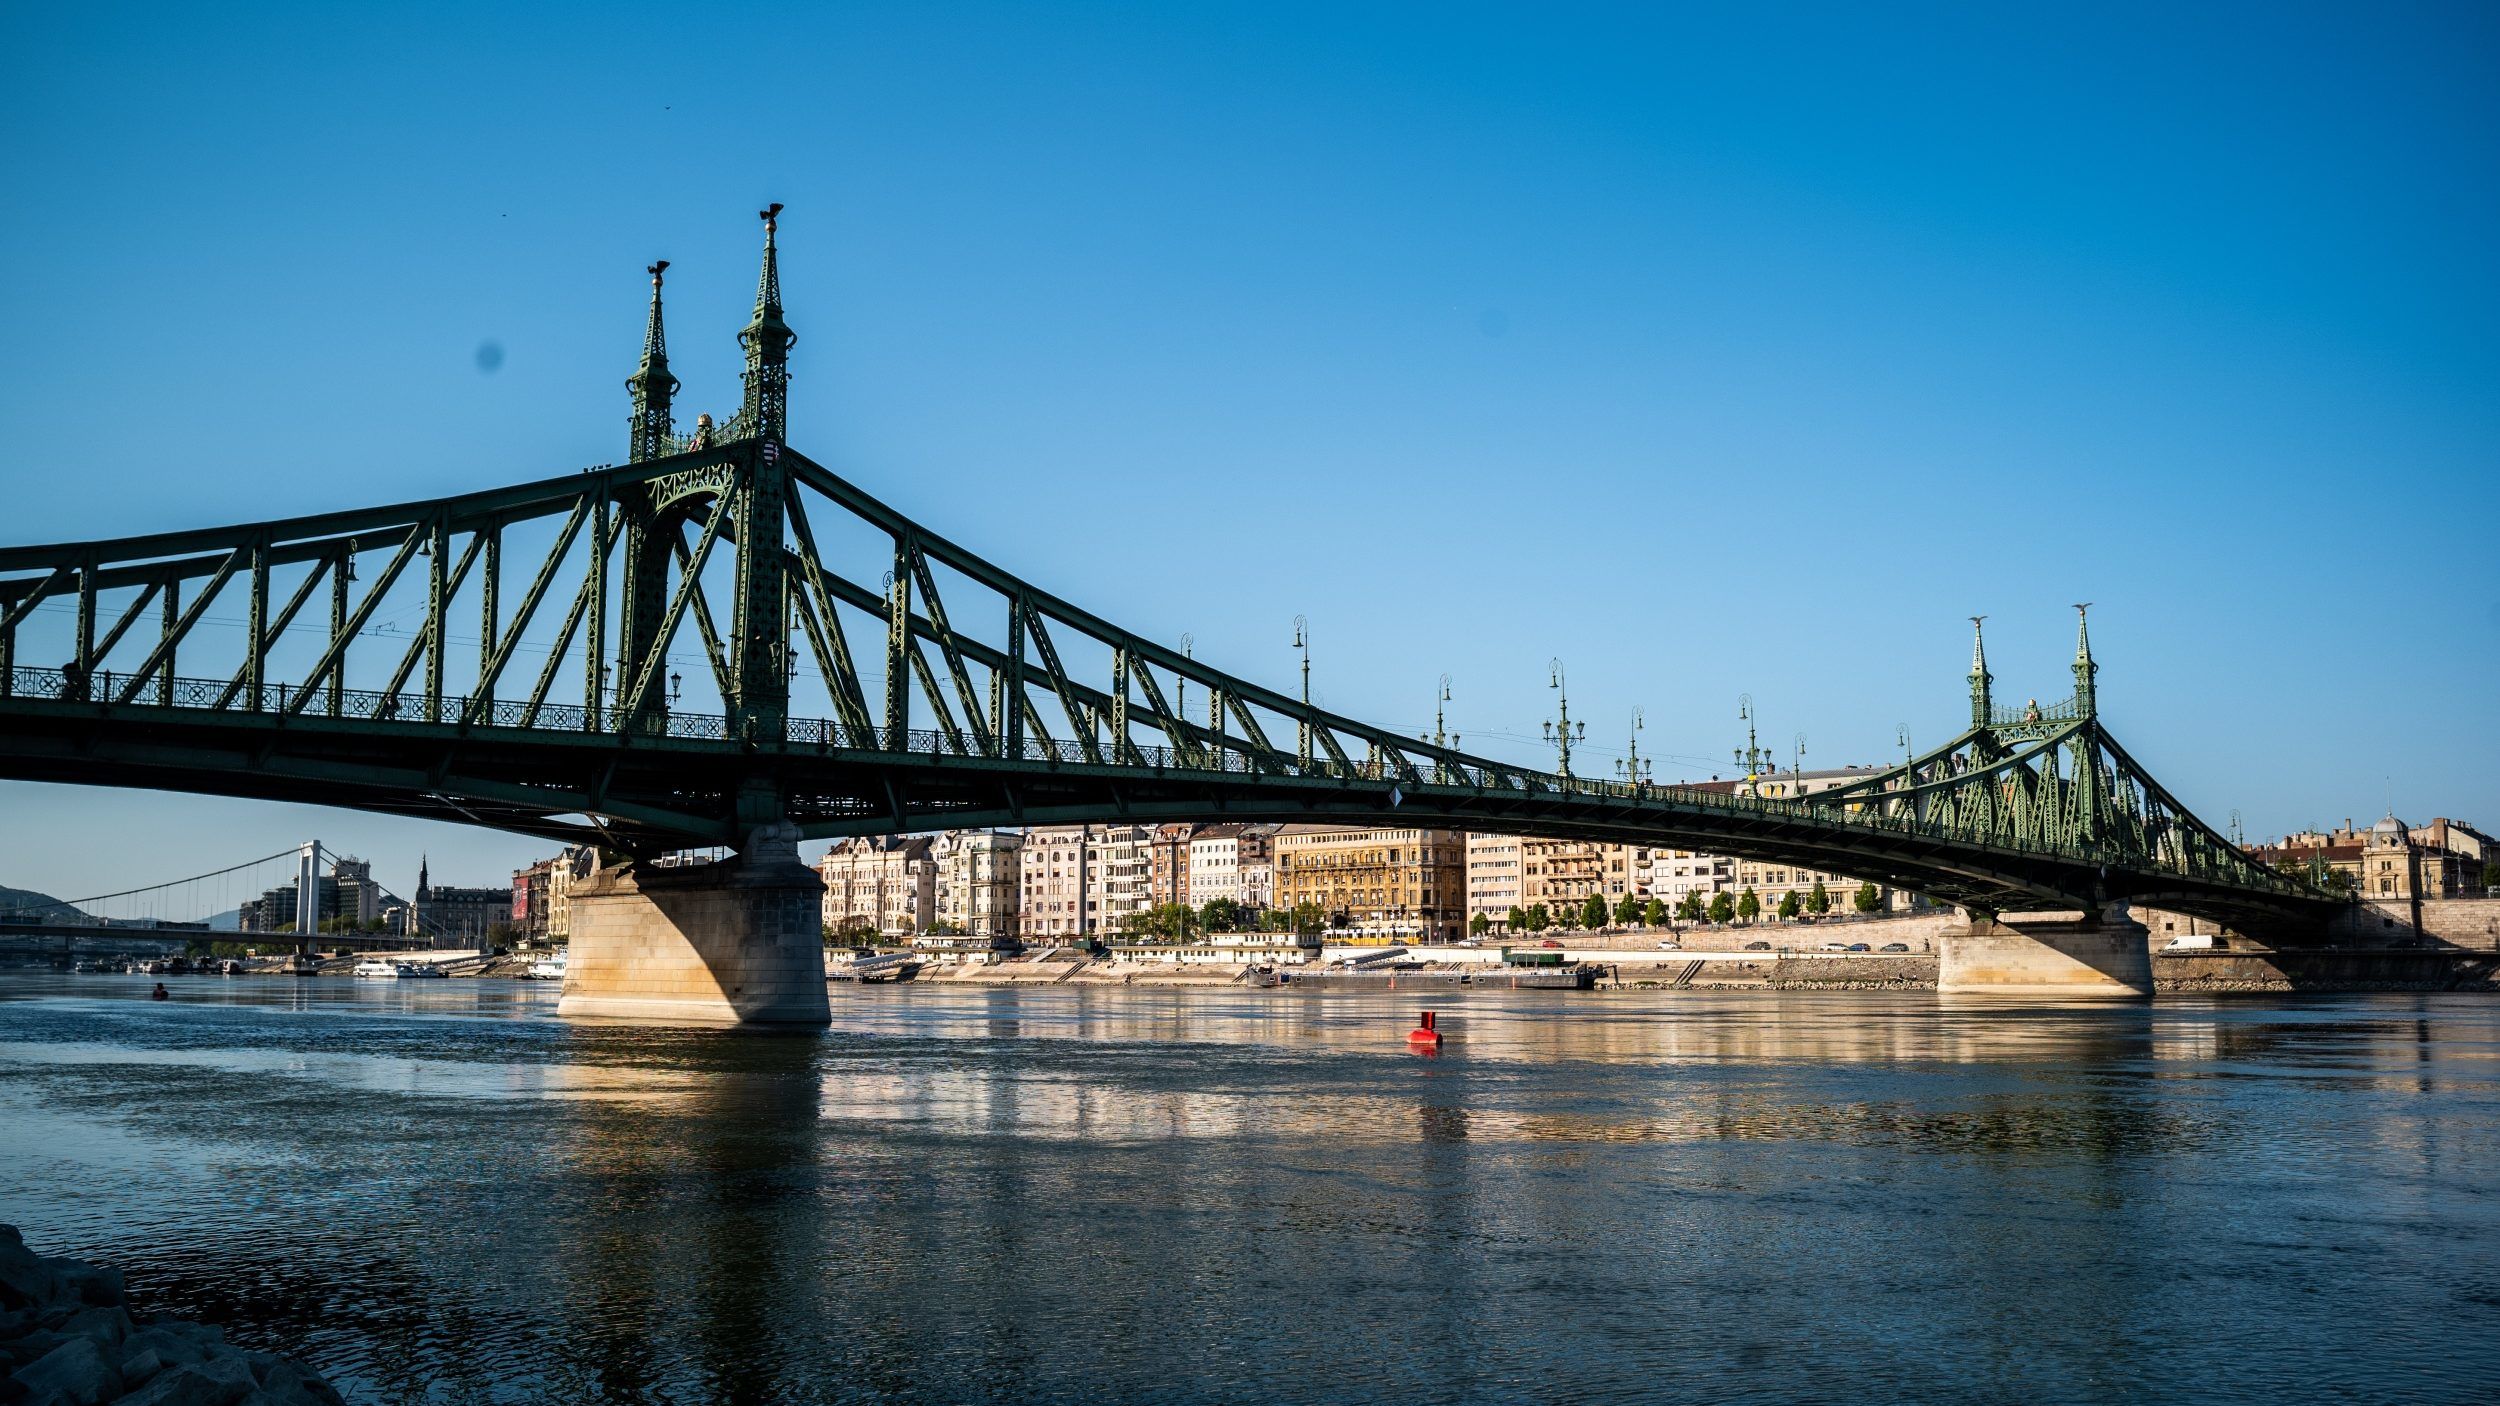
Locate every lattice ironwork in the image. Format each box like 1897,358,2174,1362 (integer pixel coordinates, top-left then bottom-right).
0,209,2338,937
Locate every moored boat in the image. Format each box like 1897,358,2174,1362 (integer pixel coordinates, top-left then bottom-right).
351,959,396,978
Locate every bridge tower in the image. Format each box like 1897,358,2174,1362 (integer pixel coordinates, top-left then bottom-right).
2066,604,2103,849
1967,616,1992,730
613,261,674,733
295,841,320,956
626,261,677,462
728,206,794,760
561,208,822,1026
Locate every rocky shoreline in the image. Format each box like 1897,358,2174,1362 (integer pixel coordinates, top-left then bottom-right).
1,1226,343,1406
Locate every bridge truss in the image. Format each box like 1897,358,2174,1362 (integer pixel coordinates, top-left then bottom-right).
0,210,2337,938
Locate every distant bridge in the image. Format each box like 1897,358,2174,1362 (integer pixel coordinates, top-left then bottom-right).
0,209,2336,942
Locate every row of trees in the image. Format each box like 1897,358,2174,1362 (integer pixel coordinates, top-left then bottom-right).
1118,900,1328,939
1464,880,1885,935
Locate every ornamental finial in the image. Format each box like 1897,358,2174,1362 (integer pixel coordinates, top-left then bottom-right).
641,260,670,362
740,204,794,442
754,204,784,316
2072,603,2099,717
1967,615,1993,729
626,259,678,462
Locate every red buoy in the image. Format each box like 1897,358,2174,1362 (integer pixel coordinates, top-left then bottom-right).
1407,1009,1442,1046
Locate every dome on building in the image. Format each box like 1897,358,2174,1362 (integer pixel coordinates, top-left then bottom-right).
2373,812,2409,840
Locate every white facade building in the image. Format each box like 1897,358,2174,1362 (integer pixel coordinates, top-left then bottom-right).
1018,823,1154,940
817,836,937,938
935,830,1022,941
1186,824,1275,909
1464,833,1524,930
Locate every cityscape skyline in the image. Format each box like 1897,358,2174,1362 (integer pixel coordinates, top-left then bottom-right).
4,3,2495,901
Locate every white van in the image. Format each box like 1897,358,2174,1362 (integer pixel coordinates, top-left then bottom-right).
2161,934,2220,952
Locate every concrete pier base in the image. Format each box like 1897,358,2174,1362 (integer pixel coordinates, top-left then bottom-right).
558,825,830,1027
1938,906,2153,998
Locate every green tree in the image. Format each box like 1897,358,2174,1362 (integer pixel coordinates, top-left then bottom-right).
1736,888,1761,923
1469,911,1492,938
1643,897,1669,927
1582,894,1611,930
1707,892,1735,924
1614,893,1644,926
2482,860,2499,892
1556,900,1580,930
1290,901,1326,936
1506,906,1529,933
1806,880,1831,915
1852,881,1881,914
1525,903,1552,932
1676,891,1704,923
1777,890,1801,921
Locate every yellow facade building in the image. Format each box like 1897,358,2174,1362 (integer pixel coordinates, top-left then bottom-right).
1273,825,1466,943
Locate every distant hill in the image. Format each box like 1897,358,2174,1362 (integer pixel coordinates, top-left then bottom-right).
0,886,89,923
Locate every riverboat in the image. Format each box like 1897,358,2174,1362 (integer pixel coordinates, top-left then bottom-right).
526,954,568,981
393,962,448,979
849,952,920,983
351,960,397,978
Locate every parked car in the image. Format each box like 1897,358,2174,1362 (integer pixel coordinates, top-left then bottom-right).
1538,939,1563,949
1656,939,1682,951
1744,940,1772,951
1846,943,1871,952
1878,943,1910,953
1821,942,1849,951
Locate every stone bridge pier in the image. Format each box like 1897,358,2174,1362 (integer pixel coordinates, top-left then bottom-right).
558,824,830,1026
1938,904,2154,997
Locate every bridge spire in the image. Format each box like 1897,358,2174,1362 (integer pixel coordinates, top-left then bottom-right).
626,261,678,463
1967,616,1992,729
2071,603,2097,719
739,203,794,444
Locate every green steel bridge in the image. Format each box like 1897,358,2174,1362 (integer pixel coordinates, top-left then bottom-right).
0,209,2338,940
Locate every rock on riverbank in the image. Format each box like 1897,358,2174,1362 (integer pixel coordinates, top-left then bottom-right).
1,1225,343,1406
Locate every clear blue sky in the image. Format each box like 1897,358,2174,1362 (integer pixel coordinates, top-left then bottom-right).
3,2,2494,907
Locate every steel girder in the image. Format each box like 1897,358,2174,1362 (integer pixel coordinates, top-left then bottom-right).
0,434,2337,939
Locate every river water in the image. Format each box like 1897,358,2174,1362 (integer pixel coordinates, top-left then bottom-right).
0,975,2494,1405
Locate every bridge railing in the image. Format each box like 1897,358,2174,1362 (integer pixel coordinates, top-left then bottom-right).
1990,695,2080,728
4,662,2307,898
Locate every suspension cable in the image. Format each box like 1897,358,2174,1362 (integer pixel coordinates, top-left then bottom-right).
0,846,307,915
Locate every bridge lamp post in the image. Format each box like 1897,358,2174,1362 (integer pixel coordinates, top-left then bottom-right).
1733,693,1771,784
1896,725,1913,814
1542,658,1584,779
1793,733,1807,794
1177,633,1193,725
1293,616,1311,769
1616,707,1649,791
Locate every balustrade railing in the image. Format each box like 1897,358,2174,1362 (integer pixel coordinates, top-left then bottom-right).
1991,695,2080,728
0,662,2309,895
